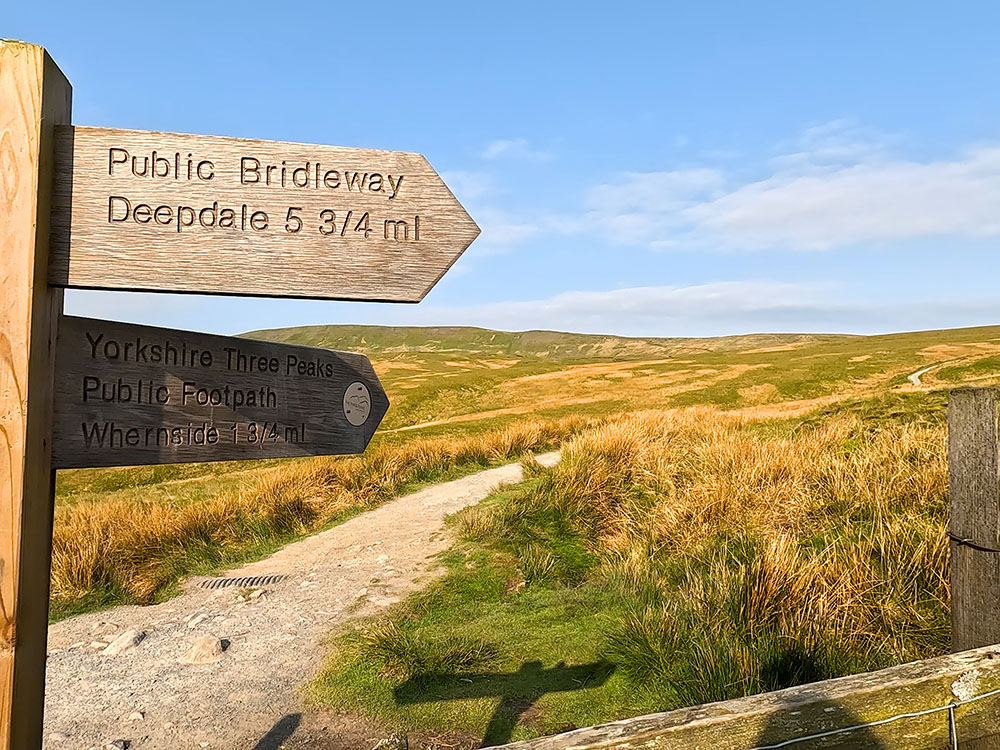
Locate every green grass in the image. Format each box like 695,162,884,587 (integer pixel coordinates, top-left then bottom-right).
314,495,866,743
311,403,950,743
56,458,270,498
252,321,1000,434
311,508,637,744
48,319,999,738
937,355,1000,382
56,318,1000,514
55,462,278,509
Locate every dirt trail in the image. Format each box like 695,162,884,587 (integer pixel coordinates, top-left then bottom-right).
43,453,559,750
908,364,937,386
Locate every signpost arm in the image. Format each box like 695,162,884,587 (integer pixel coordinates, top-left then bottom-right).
0,40,71,749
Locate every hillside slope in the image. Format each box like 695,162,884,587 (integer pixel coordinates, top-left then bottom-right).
246,324,852,360
246,323,1000,432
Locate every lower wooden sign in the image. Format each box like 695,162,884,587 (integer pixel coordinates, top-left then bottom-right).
52,315,389,469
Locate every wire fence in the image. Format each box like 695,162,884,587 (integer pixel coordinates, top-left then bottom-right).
750,686,1000,749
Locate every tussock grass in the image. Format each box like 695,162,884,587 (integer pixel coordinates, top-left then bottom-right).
464,408,948,702
50,416,592,619
360,621,501,682
315,403,950,739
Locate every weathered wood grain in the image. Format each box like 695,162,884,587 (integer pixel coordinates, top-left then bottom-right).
497,645,1000,749
948,388,1000,654
49,126,480,301
0,40,71,750
52,316,389,469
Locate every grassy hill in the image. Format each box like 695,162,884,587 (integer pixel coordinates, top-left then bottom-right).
51,320,1000,621
48,319,1000,743
246,324,850,360
245,322,1000,433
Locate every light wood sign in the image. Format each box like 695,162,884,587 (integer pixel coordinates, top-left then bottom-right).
49,126,480,301
52,315,389,468
2,40,484,749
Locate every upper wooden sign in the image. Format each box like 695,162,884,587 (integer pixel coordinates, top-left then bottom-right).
52,315,389,469
48,126,480,301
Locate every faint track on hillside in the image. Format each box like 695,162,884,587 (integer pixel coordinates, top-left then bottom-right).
908,365,938,386
907,358,963,387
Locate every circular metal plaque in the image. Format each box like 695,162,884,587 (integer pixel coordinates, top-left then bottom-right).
343,382,372,426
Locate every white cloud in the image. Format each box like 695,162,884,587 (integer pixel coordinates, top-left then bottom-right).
436,171,540,256
586,169,725,214
577,169,725,245
392,281,829,336
67,282,824,338
440,170,493,201
67,281,1000,339
469,207,540,254
575,126,1000,251
691,147,1000,249
370,281,1000,337
481,138,552,161
770,118,891,171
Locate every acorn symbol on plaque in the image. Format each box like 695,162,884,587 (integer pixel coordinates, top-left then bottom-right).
343,382,372,426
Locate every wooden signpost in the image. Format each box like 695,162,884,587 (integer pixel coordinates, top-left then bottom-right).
0,39,478,749
52,316,389,468
50,126,480,301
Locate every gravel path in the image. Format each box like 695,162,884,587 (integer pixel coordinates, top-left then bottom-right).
907,364,938,386
43,453,559,750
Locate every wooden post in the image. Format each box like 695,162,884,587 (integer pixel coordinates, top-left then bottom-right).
0,41,71,749
948,387,1000,652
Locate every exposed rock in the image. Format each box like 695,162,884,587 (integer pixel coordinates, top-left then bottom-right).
953,669,981,701
47,731,70,742
126,711,145,722
104,741,129,750
187,613,209,628
370,732,407,750
102,630,145,656
179,635,224,665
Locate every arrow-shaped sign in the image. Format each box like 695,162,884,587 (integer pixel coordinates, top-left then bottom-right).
49,126,480,302
51,315,389,469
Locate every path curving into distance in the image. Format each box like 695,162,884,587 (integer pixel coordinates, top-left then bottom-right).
906,357,963,387
907,364,938,386
43,452,560,750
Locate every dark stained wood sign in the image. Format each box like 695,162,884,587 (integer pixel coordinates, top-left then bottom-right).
49,126,480,301
52,315,389,469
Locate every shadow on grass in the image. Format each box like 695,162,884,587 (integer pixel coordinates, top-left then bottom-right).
394,659,615,747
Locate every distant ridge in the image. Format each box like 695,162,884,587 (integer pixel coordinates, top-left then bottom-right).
244,324,857,361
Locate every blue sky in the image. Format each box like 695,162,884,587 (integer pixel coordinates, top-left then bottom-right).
11,2,1000,337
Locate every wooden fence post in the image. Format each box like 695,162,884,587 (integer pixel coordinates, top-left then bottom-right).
948,387,1000,652
0,41,71,749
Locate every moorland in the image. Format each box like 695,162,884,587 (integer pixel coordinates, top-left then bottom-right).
52,322,1000,742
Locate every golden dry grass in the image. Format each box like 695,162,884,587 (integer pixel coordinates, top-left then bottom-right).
50,415,594,615
457,408,949,702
